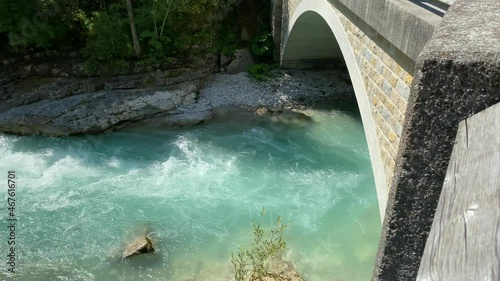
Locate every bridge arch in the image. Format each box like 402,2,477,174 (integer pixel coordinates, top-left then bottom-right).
281,0,388,218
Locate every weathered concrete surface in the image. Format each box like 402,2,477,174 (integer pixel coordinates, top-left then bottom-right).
272,0,284,61
275,0,442,66
373,0,500,279
417,102,500,281
332,0,441,61
0,82,199,136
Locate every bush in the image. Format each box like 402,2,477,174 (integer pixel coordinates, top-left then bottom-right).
251,32,274,59
248,63,273,81
0,0,240,74
215,21,240,57
83,5,132,76
82,0,235,75
0,0,95,50
0,0,70,49
231,208,287,281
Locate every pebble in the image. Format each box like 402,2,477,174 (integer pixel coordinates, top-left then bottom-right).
178,69,355,114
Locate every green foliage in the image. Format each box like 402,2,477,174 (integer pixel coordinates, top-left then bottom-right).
82,0,235,74
251,32,274,59
215,22,240,57
160,0,235,57
84,58,130,77
83,5,132,76
137,30,174,67
248,64,273,81
0,0,241,75
0,0,97,50
231,208,287,281
0,0,70,49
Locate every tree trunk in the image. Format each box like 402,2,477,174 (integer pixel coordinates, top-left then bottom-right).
125,0,141,57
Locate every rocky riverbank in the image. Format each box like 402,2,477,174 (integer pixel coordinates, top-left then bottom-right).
0,68,355,136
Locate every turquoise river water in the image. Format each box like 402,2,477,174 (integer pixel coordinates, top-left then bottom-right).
1,108,381,281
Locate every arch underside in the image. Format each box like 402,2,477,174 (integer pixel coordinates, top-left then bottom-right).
281,0,388,218
282,11,344,69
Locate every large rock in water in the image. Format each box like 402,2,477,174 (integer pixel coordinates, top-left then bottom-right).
255,107,313,127
0,81,199,136
122,237,155,259
264,257,304,281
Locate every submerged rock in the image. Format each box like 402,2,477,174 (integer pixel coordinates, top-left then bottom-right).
255,107,269,116
122,236,155,259
264,257,304,281
254,107,313,127
269,110,313,127
147,110,214,127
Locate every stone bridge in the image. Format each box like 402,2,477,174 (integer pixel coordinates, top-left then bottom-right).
273,0,444,217
272,0,500,280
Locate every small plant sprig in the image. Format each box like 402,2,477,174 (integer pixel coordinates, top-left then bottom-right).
231,208,287,281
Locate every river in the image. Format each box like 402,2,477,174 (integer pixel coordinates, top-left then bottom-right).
0,107,380,281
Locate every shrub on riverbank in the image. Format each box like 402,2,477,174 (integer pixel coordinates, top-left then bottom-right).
231,208,288,281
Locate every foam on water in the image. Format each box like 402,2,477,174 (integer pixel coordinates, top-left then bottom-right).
0,109,381,281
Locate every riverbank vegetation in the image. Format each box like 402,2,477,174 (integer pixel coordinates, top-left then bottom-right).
231,208,288,281
0,0,273,75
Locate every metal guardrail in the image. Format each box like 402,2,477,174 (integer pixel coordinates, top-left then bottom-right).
437,0,457,6
409,0,454,17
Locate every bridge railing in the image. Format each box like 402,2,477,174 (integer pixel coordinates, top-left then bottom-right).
373,0,500,279
416,101,500,280
408,0,453,16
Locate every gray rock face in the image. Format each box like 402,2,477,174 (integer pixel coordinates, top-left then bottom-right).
0,67,212,108
138,110,214,128
220,54,232,67
0,69,355,137
226,49,255,74
0,82,199,136
241,26,252,41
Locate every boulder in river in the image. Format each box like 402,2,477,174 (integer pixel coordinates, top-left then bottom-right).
254,107,313,127
264,256,304,281
122,236,155,259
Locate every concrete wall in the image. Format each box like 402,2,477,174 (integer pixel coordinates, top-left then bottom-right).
416,101,500,281
373,0,500,279
275,0,439,216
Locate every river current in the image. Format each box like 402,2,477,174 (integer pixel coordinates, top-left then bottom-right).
1,108,380,281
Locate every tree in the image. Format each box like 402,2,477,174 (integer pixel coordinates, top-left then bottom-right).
125,0,140,57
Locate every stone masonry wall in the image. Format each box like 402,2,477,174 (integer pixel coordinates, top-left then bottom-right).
335,10,413,188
